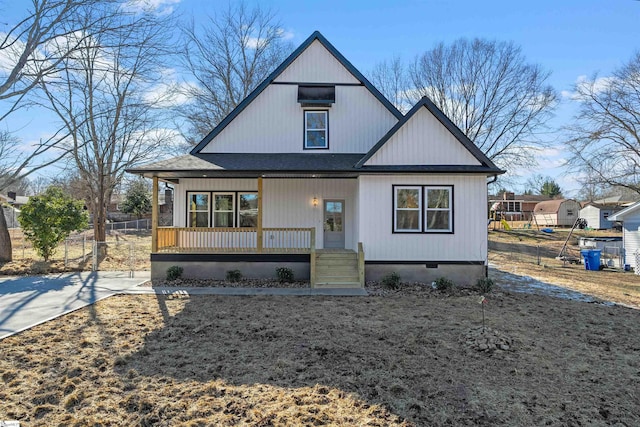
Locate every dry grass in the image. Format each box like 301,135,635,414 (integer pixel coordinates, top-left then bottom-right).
1,291,639,426
489,229,640,308
0,229,151,275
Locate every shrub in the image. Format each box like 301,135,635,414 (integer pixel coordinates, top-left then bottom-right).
18,187,88,261
166,265,183,281
476,277,494,294
226,269,242,282
434,276,455,292
381,272,401,289
276,267,294,283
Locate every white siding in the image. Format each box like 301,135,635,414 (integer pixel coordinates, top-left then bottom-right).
173,178,257,227
580,205,601,229
274,40,359,84
358,175,488,261
200,84,397,154
173,178,358,250
365,107,481,166
264,179,358,250
623,220,640,269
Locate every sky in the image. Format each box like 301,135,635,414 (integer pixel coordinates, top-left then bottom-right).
3,0,640,197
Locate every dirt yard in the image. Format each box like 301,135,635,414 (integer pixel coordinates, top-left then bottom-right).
1,289,639,426
488,228,640,308
0,229,151,275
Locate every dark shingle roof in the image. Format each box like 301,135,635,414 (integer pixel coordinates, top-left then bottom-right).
126,153,504,178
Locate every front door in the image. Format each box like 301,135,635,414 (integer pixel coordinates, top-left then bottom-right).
324,200,345,249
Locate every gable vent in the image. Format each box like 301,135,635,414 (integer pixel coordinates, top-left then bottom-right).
298,85,335,107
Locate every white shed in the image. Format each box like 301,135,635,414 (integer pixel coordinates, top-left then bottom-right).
608,202,640,270
579,203,622,230
533,199,581,227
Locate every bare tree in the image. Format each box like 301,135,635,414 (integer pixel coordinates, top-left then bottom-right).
369,56,411,113
39,8,174,242
0,0,120,262
564,52,640,196
178,1,291,144
394,38,557,170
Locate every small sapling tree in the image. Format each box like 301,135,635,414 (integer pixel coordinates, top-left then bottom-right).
18,187,88,261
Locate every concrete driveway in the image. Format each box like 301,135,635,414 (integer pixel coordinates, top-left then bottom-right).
0,271,149,340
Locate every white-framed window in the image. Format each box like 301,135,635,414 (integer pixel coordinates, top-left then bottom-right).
425,187,452,232
394,186,422,232
304,110,328,149
238,192,258,227
187,192,210,227
213,193,235,227
393,185,454,233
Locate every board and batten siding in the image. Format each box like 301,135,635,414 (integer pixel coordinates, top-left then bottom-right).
263,179,358,250
358,175,488,262
173,178,257,227
173,178,358,250
274,40,360,84
199,84,397,154
623,221,640,269
364,107,481,166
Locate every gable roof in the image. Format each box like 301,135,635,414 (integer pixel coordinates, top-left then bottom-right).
190,31,404,155
608,200,640,221
355,96,503,172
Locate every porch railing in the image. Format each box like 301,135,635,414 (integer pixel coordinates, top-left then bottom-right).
156,227,315,253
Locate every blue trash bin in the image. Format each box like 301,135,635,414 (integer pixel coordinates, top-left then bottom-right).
580,249,601,271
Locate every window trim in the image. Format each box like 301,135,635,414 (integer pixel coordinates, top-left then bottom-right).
392,185,455,234
185,191,259,228
186,191,211,228
212,192,236,228
237,192,259,228
424,186,453,233
303,110,329,150
393,186,423,233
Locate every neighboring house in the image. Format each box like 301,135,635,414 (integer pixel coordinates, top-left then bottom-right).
609,201,640,271
579,203,624,230
489,192,551,221
0,193,30,228
127,31,504,286
533,199,581,227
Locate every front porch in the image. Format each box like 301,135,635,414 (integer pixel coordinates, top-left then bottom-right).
149,176,364,287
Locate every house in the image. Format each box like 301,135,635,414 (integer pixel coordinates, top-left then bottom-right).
579,203,624,230
608,201,640,271
533,199,581,227
0,192,30,228
127,31,504,287
489,192,551,221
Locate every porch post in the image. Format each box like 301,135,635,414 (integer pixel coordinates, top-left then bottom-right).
151,176,158,252
257,176,263,252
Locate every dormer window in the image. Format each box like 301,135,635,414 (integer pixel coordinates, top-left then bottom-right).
304,111,328,149
298,85,335,107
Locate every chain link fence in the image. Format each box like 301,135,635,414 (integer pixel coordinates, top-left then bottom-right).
9,227,151,272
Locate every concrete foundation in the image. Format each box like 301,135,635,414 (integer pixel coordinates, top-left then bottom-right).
365,263,486,287
152,261,310,281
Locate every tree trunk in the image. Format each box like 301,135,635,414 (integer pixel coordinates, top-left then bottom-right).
0,207,13,262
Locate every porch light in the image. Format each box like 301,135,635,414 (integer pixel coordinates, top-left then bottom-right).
312,196,319,207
